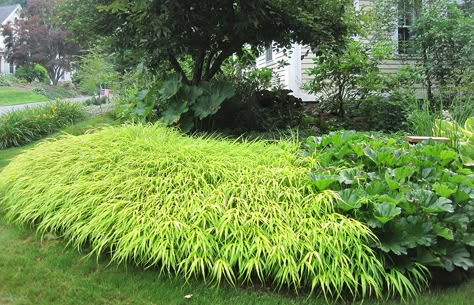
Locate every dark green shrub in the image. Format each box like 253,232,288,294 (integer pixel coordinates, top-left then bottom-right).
0,102,87,149
212,89,304,132
352,90,415,132
15,64,49,84
305,131,474,282
84,96,108,106
0,125,423,300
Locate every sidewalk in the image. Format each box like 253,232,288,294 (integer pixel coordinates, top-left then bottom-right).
0,96,91,116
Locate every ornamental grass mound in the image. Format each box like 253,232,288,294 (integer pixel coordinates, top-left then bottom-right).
0,125,419,299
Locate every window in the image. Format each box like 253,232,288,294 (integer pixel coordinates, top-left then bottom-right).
9,62,14,74
265,43,273,63
397,0,421,54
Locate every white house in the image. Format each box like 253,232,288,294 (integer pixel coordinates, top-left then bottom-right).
0,4,21,75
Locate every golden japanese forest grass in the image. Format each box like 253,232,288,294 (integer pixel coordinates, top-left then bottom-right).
0,125,423,300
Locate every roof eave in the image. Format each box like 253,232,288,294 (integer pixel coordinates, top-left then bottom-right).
1,4,21,26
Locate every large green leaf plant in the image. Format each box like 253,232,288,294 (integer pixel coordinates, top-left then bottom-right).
116,75,235,131
305,131,474,279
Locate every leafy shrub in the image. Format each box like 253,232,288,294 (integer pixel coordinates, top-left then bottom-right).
304,41,385,118
0,75,19,87
304,40,420,132
84,96,108,106
74,46,119,95
0,125,420,299
116,75,235,131
351,89,416,132
15,64,49,84
414,3,474,101
305,131,474,282
0,102,87,149
212,89,304,132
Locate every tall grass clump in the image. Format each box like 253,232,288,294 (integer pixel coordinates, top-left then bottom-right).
0,125,420,300
0,101,86,149
406,99,439,136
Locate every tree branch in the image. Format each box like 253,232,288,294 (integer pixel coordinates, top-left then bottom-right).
204,49,218,76
203,41,242,81
168,54,191,85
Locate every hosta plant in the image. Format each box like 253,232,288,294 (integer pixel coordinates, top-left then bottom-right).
434,117,474,167
305,131,474,281
0,125,421,300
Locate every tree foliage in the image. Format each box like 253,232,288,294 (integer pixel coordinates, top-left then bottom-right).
64,0,354,85
2,0,78,85
414,1,474,100
304,41,385,118
369,0,474,102
73,46,118,96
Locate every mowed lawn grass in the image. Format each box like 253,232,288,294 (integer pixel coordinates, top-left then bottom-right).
0,87,49,106
0,116,474,305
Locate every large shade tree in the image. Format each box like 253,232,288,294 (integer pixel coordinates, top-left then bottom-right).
64,0,354,85
2,0,78,85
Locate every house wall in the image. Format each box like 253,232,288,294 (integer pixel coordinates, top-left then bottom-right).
256,44,317,101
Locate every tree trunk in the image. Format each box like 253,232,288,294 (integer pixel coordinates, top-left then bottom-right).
192,50,206,85
423,49,434,103
168,54,191,85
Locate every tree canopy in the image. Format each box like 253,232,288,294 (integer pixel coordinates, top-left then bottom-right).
64,0,354,85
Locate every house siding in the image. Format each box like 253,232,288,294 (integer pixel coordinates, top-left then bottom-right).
256,44,317,101
256,46,287,88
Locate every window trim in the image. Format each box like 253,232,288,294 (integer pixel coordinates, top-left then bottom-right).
395,0,423,56
265,43,273,63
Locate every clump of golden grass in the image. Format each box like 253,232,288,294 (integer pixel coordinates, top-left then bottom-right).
0,125,421,300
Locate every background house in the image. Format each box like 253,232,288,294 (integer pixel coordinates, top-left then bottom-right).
0,4,21,75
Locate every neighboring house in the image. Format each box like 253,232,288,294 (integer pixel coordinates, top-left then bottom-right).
0,4,72,83
256,0,464,101
0,4,21,75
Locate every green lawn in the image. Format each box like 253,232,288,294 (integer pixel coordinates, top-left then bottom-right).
0,116,473,305
0,87,49,106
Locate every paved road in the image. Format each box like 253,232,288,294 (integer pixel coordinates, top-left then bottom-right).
0,96,91,115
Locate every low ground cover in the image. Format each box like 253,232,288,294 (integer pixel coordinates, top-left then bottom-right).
0,87,49,106
306,131,474,284
32,83,81,100
1,216,473,305
0,123,473,304
0,125,420,300
0,116,474,305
